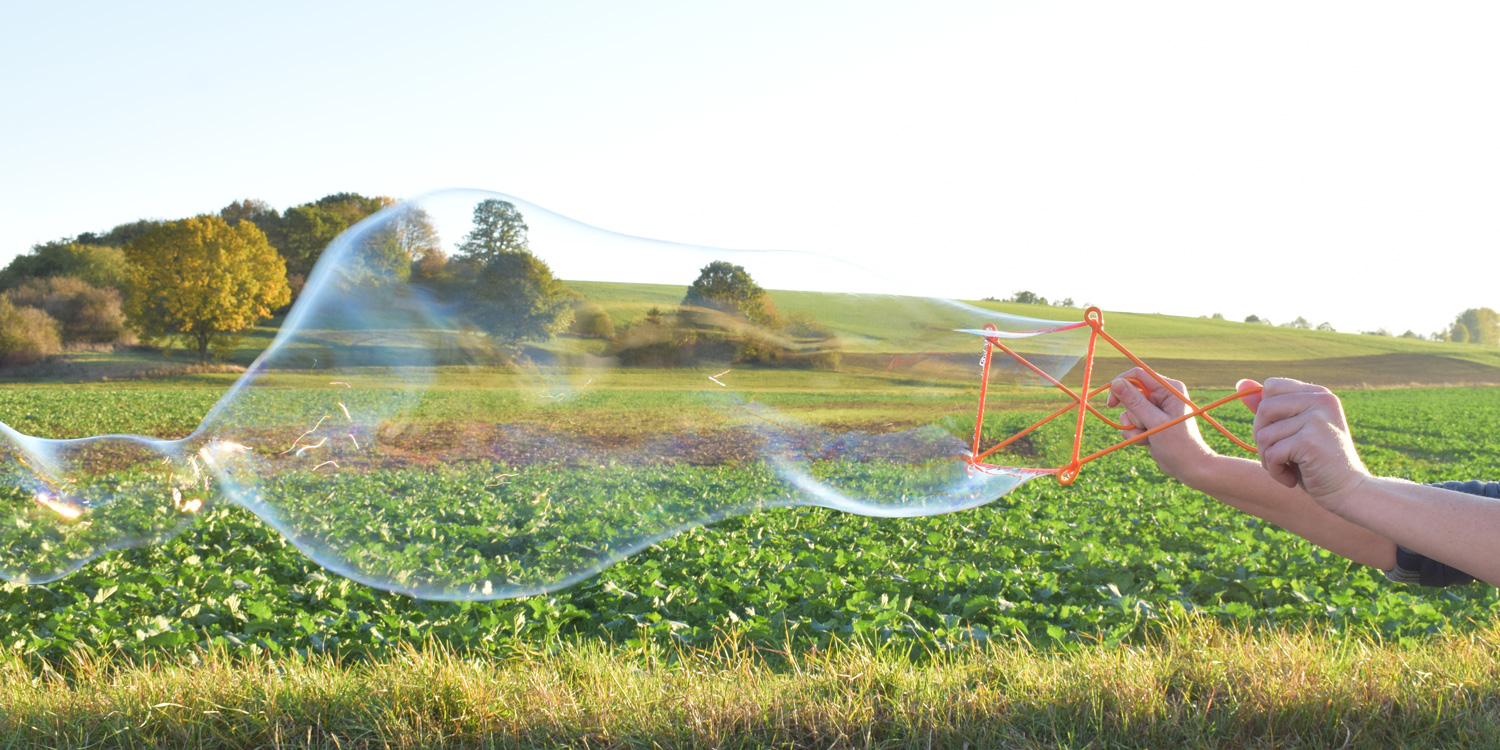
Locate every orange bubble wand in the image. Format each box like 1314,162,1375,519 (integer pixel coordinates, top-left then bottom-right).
969,307,1262,484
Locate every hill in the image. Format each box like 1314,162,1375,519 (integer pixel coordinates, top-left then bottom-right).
567,279,1500,390
2,280,1496,389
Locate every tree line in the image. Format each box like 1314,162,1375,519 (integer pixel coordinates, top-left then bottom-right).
0,194,839,369
991,289,1496,345
0,193,400,364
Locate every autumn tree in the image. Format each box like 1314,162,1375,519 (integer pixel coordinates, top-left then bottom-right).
451,199,572,345
125,216,290,362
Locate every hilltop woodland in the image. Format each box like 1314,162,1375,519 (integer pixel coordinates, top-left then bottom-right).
0,193,1494,370
0,195,838,370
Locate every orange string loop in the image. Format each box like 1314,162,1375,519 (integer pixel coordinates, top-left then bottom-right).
969,307,1262,483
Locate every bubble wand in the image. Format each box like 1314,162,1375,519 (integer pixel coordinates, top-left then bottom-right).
968,307,1263,484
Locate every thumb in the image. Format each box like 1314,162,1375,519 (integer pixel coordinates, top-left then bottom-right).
1236,379,1263,414
1111,378,1164,428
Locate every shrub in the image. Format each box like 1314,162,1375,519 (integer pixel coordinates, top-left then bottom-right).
0,298,62,366
569,301,616,339
5,276,128,344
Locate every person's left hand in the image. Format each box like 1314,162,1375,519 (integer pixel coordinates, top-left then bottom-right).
1240,377,1371,513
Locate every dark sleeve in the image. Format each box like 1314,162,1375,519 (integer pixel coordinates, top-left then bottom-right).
1382,481,1497,587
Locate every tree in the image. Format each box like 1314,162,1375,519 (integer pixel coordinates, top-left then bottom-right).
682,261,779,326
450,200,572,345
464,250,574,344
1281,316,1310,329
1009,290,1047,305
125,216,290,362
219,198,285,250
1317,321,1336,332
1244,314,1270,325
280,204,351,279
75,219,163,248
0,241,131,293
1448,308,1499,346
456,199,529,262
393,205,443,271
277,193,392,280
345,205,440,286
219,198,275,226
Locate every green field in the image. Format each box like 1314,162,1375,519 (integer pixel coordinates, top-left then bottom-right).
1,286,1498,747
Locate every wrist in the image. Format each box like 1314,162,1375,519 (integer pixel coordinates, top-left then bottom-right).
1172,452,1234,493
1316,470,1377,519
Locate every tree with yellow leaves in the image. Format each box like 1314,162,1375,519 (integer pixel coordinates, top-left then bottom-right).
125,216,290,362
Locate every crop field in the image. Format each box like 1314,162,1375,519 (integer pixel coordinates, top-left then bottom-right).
0,376,1496,665
2,293,1499,746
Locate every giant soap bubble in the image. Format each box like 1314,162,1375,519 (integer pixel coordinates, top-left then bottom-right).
0,190,1092,599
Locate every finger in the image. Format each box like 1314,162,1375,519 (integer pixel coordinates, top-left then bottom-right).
1110,377,1169,430
1252,390,1341,434
1257,426,1306,489
1118,411,1145,440
1252,410,1317,452
1259,377,1325,399
1235,379,1263,414
1105,367,1152,407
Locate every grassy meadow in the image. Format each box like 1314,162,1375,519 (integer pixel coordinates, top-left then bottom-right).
1,288,1498,747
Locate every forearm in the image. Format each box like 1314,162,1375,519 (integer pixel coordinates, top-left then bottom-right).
1180,455,1397,570
1326,477,1500,586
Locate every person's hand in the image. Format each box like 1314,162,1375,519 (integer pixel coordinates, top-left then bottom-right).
1239,377,1371,512
1106,368,1218,485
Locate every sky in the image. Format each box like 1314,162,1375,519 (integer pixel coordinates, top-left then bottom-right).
1,0,1496,337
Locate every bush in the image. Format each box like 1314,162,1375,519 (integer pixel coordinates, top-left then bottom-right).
569,301,616,339
0,298,62,366
5,276,128,344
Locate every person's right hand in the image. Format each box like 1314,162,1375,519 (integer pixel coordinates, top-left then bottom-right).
1106,368,1219,485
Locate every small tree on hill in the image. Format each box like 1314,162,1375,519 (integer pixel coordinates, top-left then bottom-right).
451,199,572,346
682,261,780,326
125,216,290,361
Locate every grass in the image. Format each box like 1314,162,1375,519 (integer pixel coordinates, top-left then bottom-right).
4,616,1500,748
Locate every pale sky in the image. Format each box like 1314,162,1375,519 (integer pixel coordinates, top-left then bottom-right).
2,1,1496,336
